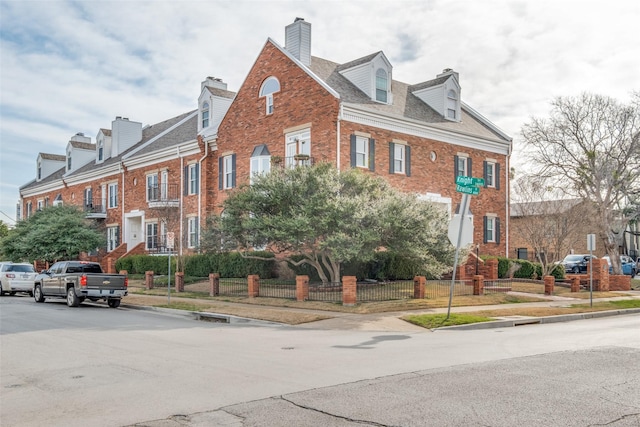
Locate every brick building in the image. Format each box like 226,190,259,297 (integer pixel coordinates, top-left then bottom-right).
212,18,512,256
18,18,512,267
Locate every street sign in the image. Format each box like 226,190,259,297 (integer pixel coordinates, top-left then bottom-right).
456,184,480,195
587,234,596,251
455,175,485,187
166,232,175,249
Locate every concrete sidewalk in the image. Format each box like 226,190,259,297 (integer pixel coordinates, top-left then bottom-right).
123,290,640,332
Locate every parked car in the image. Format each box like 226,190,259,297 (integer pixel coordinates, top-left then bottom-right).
33,260,128,307
0,262,38,296
602,255,637,277
561,254,597,274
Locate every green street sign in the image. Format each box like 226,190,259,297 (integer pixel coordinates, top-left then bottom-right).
456,184,480,195
455,175,485,187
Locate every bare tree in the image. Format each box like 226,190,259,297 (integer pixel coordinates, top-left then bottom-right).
511,175,587,276
521,93,640,274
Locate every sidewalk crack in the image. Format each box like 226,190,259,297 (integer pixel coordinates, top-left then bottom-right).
280,395,398,426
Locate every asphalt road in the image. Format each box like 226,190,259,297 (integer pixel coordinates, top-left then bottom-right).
2,295,640,427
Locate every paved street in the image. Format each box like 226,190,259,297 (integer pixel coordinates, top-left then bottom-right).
2,295,640,427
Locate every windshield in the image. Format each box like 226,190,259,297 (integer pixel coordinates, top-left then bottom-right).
7,264,36,273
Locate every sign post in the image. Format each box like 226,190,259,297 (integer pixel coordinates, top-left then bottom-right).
167,232,175,305
587,233,596,307
446,176,485,320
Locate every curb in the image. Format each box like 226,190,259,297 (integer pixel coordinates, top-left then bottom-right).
122,303,284,326
435,307,640,331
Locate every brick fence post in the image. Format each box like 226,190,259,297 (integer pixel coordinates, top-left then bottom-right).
209,273,220,296
544,275,554,295
296,275,309,301
570,276,580,292
342,276,357,306
473,275,484,295
175,272,184,293
145,271,154,290
107,258,115,274
413,276,425,299
248,275,260,297
485,258,499,280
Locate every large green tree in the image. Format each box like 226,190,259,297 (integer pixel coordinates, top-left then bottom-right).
0,205,104,263
206,162,455,284
521,92,640,274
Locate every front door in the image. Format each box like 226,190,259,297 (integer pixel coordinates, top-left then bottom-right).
126,215,143,249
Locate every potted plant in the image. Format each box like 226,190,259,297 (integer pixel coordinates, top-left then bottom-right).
293,154,310,161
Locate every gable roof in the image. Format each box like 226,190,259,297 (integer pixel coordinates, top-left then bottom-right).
69,141,96,150
39,153,65,161
205,86,236,99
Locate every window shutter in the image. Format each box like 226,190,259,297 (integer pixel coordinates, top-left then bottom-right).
350,135,356,167
483,216,488,243
116,226,120,247
495,218,501,244
467,157,472,177
389,142,395,174
483,161,488,187
231,154,236,188
195,163,200,194
369,138,375,171
195,217,199,246
184,165,188,195
218,157,223,190
454,155,459,179
405,146,411,177
495,163,501,190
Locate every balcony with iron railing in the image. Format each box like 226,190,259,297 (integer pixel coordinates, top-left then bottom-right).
146,235,175,254
147,184,180,208
271,155,315,169
83,199,106,219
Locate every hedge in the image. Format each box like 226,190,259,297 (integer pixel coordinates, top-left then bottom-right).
115,251,276,278
481,256,565,280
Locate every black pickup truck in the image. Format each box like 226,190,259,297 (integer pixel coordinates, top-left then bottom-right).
33,261,128,308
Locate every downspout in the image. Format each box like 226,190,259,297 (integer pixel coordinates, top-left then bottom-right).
120,162,125,250
198,138,209,250
336,103,343,170
178,147,183,258
505,141,512,258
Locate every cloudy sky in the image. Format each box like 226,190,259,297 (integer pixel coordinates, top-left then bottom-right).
1,0,638,225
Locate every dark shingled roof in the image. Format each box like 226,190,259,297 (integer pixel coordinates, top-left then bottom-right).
100,128,112,136
206,86,236,99
39,153,65,161
69,141,96,150
309,56,504,140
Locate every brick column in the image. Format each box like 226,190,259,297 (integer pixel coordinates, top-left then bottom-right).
456,265,467,280
145,271,154,290
570,276,580,292
593,259,609,291
473,275,484,295
544,275,554,295
413,276,426,299
175,272,184,293
107,258,115,274
248,275,260,297
342,276,357,306
296,275,309,301
485,258,499,280
209,273,220,296
609,275,631,291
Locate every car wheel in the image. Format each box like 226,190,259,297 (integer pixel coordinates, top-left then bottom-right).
66,287,80,307
34,285,45,303
107,298,121,308
572,266,580,274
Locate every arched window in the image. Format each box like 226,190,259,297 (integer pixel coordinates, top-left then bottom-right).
447,90,458,119
201,102,210,128
375,69,388,103
259,77,280,114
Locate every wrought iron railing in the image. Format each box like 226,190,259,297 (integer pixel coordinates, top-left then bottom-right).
147,184,179,202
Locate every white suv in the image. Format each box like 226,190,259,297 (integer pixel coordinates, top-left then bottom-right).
0,262,38,296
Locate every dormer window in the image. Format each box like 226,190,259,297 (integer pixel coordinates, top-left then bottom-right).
37,161,42,180
67,151,72,170
447,90,458,119
259,77,280,115
202,102,210,128
375,69,388,103
98,140,104,161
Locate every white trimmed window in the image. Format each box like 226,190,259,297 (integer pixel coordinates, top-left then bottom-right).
107,226,119,252
146,222,158,250
259,77,280,115
250,145,271,184
285,129,311,167
37,199,43,211
455,155,471,177
483,160,500,189
147,173,158,201
108,183,118,208
188,217,199,248
375,69,388,103
483,215,500,244
98,140,104,162
447,90,458,119
202,102,210,128
393,144,405,174
218,155,236,190
355,136,369,168
189,164,198,195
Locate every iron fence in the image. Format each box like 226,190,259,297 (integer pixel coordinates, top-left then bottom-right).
425,280,474,298
259,279,297,299
308,282,343,302
483,278,513,293
218,278,248,297
356,280,414,302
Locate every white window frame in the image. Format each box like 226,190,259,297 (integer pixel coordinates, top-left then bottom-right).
355,135,369,168
37,199,43,211
375,68,388,103
161,170,168,200
188,217,198,248
201,102,210,128
250,156,271,184
285,129,311,167
393,144,405,174
223,155,234,190
485,162,495,187
67,151,72,171
447,89,458,120
146,173,158,201
456,156,468,177
107,226,119,252
259,77,280,115
98,140,104,162
485,216,496,243
108,183,118,208
37,161,42,180
27,201,32,218
188,164,198,195
146,222,158,250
